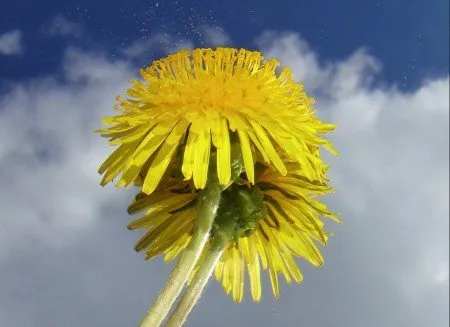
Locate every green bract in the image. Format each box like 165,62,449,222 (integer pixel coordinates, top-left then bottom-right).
211,184,267,248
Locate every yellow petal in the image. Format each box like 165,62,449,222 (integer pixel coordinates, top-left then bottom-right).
220,249,232,294
98,142,135,175
142,120,190,194
249,120,287,176
214,118,231,185
149,210,194,255
232,247,245,303
181,129,196,180
215,256,224,281
116,122,178,187
237,130,255,184
276,234,303,283
100,158,128,186
134,214,174,252
247,129,270,163
163,233,191,262
109,123,154,145
264,241,279,298
262,223,291,284
127,194,193,229
278,197,326,245
193,127,211,189
254,230,268,269
127,191,174,215
244,236,262,301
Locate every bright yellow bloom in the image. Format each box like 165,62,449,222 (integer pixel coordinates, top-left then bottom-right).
127,160,340,302
97,47,337,194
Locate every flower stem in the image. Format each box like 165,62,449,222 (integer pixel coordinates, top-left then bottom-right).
165,246,225,327
139,182,223,327
164,211,237,327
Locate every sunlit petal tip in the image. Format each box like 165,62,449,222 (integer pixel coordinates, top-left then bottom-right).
141,182,158,195
114,179,126,188
333,213,343,224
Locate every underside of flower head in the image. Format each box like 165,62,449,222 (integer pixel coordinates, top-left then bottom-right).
97,47,338,195
127,160,340,302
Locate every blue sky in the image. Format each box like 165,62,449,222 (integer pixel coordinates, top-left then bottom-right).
0,1,448,327
0,0,448,90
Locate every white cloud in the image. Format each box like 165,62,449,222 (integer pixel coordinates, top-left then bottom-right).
43,15,83,38
433,261,449,284
0,30,23,55
200,25,232,47
0,47,134,257
123,33,194,59
0,31,448,327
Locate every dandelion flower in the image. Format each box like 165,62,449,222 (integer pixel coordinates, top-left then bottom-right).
128,158,340,302
97,47,337,195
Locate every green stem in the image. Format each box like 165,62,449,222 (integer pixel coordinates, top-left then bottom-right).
164,215,237,327
139,182,223,327
165,246,225,327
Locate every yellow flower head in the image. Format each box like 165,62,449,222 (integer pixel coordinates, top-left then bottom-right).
127,159,340,302
98,47,337,194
